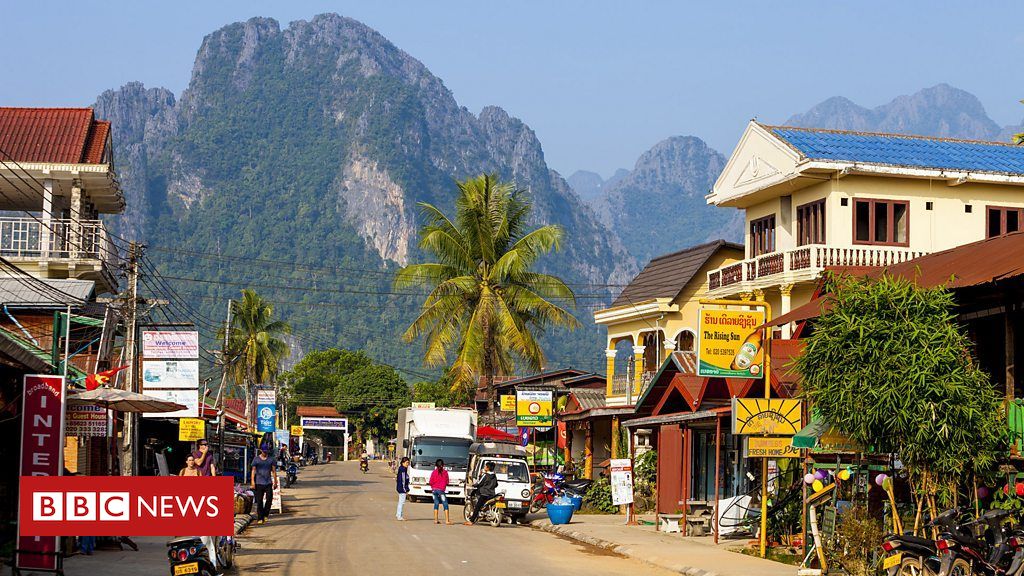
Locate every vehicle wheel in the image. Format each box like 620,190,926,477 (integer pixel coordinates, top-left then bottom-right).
946,558,970,576
463,502,474,523
529,499,544,514
897,558,924,576
491,509,502,528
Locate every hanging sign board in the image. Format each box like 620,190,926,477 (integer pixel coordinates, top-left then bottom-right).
256,389,277,433
697,308,766,378
291,425,304,437
747,436,799,458
16,375,65,572
66,403,107,437
411,402,435,409
610,458,634,505
178,418,206,442
500,395,516,411
275,429,290,447
300,417,347,431
516,390,553,427
732,398,803,435
142,389,199,418
142,360,199,389
141,331,199,359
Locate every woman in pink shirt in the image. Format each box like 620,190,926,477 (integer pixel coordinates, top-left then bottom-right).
428,459,452,525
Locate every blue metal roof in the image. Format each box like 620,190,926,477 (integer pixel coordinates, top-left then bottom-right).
767,125,1024,175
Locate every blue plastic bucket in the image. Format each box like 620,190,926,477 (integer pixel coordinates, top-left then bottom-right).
547,504,574,525
568,496,583,511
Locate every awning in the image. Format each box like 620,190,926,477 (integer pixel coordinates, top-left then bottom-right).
623,407,729,428
764,297,833,328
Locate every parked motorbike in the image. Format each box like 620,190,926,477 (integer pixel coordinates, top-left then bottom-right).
463,490,507,527
936,508,1020,576
562,478,593,498
881,508,968,576
167,536,217,576
529,472,564,513
285,462,299,487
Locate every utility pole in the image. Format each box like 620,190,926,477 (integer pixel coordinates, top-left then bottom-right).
214,299,233,461
121,242,141,476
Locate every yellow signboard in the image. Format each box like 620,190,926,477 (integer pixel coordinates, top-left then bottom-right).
178,418,206,442
290,425,304,437
732,398,803,435
747,436,799,458
516,390,553,427
697,308,766,378
500,395,516,412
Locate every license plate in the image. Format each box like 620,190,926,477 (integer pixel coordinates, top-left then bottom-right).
882,552,902,570
174,563,200,575
495,501,506,508
507,501,522,508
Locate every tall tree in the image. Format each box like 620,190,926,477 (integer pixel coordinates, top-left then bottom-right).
395,174,579,418
223,289,292,422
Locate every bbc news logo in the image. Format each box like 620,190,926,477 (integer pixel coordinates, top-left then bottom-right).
20,476,234,536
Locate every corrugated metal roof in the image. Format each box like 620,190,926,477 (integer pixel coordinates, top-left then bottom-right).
766,123,1024,175
611,240,742,308
0,107,111,164
0,278,94,306
571,389,606,411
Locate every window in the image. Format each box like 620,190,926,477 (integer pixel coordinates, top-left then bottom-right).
796,199,826,245
853,199,909,246
749,215,776,256
987,206,1024,238
675,330,695,352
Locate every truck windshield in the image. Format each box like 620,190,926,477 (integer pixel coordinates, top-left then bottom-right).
411,437,472,471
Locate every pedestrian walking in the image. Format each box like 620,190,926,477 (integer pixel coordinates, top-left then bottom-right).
192,439,217,476
429,459,452,525
395,457,410,521
250,445,279,525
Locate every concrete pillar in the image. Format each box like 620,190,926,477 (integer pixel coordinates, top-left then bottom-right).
70,181,82,259
605,349,617,397
753,288,765,302
632,345,646,395
584,424,593,479
611,416,619,460
780,284,794,338
663,337,677,358
41,178,54,258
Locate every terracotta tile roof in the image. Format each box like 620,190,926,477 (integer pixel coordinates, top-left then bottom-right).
0,107,112,164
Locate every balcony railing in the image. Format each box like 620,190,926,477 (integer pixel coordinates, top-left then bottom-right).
0,218,114,265
707,244,929,291
608,371,658,400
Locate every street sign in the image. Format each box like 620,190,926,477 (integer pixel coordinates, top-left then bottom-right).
732,398,802,435
291,425,304,437
256,389,277,433
697,308,766,378
142,389,199,418
300,417,347,431
178,417,206,441
500,395,516,411
411,401,435,409
747,436,799,458
141,360,199,389
610,458,634,505
17,375,65,572
66,404,107,437
141,331,199,359
516,390,553,427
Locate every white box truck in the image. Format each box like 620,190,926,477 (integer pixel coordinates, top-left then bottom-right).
397,407,478,501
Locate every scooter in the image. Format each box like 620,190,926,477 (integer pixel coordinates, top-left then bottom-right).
529,472,564,513
360,458,369,473
880,508,967,576
936,508,1018,576
562,478,593,498
167,536,217,576
464,490,507,527
285,462,299,487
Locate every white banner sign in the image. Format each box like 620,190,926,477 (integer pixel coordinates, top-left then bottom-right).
66,404,107,437
142,388,199,418
610,458,634,506
256,389,277,404
141,331,199,359
300,417,348,431
142,360,199,389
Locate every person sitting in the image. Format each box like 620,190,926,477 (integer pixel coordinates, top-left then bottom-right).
464,461,498,525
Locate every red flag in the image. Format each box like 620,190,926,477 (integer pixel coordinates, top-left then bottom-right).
85,365,129,391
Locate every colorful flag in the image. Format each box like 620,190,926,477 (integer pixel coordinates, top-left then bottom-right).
84,365,129,391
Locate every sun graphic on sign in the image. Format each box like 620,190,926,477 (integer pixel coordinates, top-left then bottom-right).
732,398,802,435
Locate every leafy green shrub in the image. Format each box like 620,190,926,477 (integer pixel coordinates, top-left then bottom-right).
582,478,619,514
633,450,657,512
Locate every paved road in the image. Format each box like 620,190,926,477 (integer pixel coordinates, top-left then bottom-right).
235,460,675,575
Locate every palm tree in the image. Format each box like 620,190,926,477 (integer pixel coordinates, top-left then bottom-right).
395,174,579,418
222,289,291,423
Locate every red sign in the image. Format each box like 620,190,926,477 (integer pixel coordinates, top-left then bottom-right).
20,476,235,536
17,374,65,571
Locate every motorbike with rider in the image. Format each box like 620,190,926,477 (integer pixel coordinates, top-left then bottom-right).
463,461,505,527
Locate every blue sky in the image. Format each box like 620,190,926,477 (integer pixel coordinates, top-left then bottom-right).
3,1,1022,176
